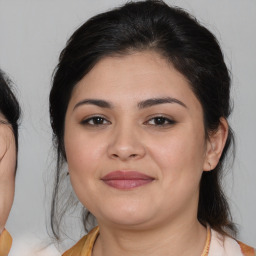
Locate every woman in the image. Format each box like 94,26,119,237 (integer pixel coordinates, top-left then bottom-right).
0,70,20,256
49,1,255,255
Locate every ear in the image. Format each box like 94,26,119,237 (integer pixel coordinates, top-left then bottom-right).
203,118,229,171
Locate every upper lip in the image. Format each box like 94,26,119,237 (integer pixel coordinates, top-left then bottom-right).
101,170,154,180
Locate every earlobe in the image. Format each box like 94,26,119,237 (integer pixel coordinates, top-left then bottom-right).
203,118,229,171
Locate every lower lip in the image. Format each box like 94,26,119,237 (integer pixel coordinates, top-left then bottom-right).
102,179,153,189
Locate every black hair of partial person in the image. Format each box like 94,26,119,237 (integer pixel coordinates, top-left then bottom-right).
50,0,237,240
0,69,20,153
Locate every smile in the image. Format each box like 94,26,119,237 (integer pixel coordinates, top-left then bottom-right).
101,170,154,190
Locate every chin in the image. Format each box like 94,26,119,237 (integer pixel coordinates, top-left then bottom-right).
96,205,153,228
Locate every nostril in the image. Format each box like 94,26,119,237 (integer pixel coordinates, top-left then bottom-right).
111,153,137,159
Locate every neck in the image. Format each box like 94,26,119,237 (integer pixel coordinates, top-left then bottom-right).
92,219,207,256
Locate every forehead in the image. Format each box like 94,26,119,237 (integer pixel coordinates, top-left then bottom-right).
69,51,201,111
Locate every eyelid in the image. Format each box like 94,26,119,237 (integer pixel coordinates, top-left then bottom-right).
143,114,176,126
80,114,111,125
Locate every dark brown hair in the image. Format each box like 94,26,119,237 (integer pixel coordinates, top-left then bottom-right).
50,0,236,240
0,69,20,151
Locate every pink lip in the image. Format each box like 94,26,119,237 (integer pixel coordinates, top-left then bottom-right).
101,171,154,189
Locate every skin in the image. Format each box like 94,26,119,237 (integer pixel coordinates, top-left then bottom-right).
0,113,16,234
64,51,228,256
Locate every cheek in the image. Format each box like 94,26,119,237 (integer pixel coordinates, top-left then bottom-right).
151,126,206,184
64,131,106,208
148,129,206,213
64,124,110,205
65,133,104,176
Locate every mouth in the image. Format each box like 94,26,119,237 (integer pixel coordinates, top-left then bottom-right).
101,170,155,190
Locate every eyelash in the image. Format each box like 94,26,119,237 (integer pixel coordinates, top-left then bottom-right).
144,116,176,127
81,116,111,126
81,115,176,127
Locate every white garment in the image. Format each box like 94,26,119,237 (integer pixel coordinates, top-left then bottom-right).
208,229,243,256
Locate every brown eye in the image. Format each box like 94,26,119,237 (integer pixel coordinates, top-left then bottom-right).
145,116,176,126
81,116,110,126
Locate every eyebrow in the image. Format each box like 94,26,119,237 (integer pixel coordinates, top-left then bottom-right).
73,97,187,111
73,99,113,110
137,97,187,109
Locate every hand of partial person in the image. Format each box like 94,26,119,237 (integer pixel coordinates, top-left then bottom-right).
0,118,16,234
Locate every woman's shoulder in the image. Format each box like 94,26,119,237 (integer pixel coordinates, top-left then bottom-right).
209,228,255,256
62,226,99,256
237,241,256,256
0,229,12,256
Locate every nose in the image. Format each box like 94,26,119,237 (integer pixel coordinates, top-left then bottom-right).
107,124,146,161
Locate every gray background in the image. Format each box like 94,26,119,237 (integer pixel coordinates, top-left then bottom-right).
0,0,255,254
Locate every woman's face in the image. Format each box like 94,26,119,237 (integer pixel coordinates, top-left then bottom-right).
0,113,16,233
64,51,212,229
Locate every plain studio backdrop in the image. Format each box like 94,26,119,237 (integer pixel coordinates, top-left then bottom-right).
0,0,255,255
